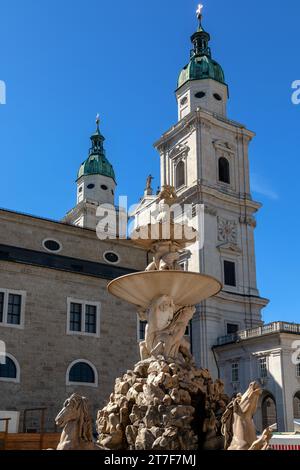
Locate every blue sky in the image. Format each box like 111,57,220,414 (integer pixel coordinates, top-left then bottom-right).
0,0,299,324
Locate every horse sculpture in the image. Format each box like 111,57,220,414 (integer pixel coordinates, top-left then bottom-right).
221,382,272,450
55,393,102,450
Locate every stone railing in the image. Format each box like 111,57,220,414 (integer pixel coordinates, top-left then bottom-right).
216,322,300,346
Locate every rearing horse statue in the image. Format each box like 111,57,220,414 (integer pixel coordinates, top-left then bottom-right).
55,393,102,450
221,382,272,450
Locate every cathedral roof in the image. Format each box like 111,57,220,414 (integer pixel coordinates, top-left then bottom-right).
177,10,226,89
77,116,116,182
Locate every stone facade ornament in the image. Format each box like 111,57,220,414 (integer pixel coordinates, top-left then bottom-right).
169,143,190,161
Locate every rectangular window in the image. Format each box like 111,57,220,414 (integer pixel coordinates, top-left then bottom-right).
231,363,239,383
296,362,300,378
227,323,239,335
0,289,25,328
259,357,268,378
85,305,97,334
224,261,236,287
139,320,147,341
67,298,100,337
0,292,4,323
7,294,22,325
70,303,82,332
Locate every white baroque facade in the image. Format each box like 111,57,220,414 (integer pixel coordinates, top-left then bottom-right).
215,322,300,432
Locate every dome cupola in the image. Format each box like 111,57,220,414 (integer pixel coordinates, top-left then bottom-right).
77,115,116,182
177,4,226,89
176,5,229,120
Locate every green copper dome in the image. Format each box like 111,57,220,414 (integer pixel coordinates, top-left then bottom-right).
177,14,226,89
178,55,225,89
77,119,116,182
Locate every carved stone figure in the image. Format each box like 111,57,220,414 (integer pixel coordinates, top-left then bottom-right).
139,295,175,360
146,241,181,272
221,382,272,450
138,295,195,362
145,175,154,195
163,305,196,358
249,427,273,450
146,175,154,191
55,394,102,450
157,185,177,203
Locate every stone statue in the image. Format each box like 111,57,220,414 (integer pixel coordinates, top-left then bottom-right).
55,393,102,450
221,382,272,450
163,305,195,358
249,427,273,450
144,175,154,195
138,295,195,361
146,175,154,191
139,295,175,360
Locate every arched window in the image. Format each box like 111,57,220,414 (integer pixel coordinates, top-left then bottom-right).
262,393,277,430
218,157,230,184
293,391,300,420
176,160,185,189
67,360,97,386
0,354,20,383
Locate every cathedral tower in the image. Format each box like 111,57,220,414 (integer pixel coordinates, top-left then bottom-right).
64,115,116,230
152,6,269,375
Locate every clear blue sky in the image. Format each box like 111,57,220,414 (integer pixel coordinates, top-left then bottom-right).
0,0,299,324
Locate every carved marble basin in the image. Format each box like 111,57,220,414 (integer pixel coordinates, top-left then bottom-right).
107,271,222,309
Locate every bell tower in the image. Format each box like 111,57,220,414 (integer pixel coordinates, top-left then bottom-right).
64,115,117,230
153,5,269,375
176,4,228,121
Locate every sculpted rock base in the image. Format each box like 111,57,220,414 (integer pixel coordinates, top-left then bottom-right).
97,351,228,451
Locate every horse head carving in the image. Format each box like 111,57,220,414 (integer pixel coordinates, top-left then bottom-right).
55,393,101,450
221,382,272,451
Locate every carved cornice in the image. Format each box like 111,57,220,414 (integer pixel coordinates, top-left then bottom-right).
173,183,261,215
154,108,255,150
169,143,190,162
213,139,236,155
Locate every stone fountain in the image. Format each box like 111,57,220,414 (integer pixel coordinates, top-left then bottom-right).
96,186,229,450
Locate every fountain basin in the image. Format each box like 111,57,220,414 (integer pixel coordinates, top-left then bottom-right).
107,271,222,309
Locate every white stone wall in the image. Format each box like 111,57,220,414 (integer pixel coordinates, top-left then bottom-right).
176,79,228,119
